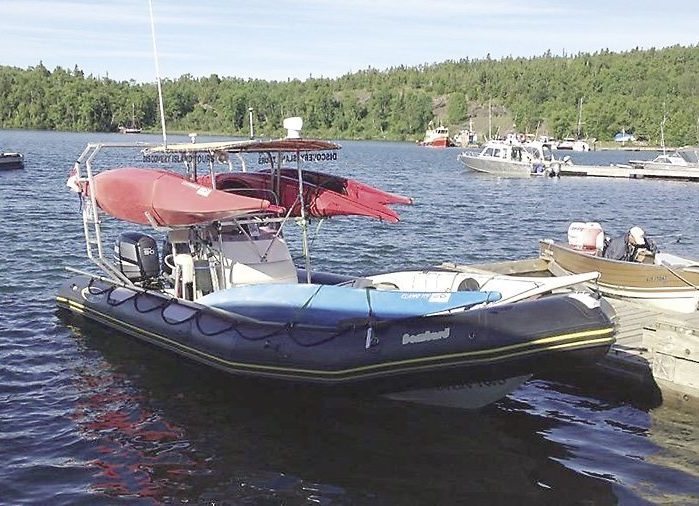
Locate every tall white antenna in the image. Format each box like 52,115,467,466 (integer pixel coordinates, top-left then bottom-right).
660,102,667,155
148,0,167,146
576,97,584,138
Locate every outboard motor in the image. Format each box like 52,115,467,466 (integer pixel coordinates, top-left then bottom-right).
568,222,604,254
114,232,160,283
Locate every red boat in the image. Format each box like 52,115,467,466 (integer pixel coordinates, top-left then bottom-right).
258,168,412,206
419,123,455,148
84,167,281,226
199,172,402,223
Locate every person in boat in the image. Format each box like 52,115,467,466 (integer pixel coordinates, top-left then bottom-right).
602,226,657,262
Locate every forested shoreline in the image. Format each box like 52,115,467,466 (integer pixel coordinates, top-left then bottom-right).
1,45,697,145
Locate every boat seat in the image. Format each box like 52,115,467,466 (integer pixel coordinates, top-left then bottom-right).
457,278,481,291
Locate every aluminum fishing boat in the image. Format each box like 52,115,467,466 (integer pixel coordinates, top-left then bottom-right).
541,222,699,313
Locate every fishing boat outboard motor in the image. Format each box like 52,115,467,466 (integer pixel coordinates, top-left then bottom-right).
114,232,160,284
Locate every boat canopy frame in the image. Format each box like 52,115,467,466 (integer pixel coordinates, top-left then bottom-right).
71,138,343,286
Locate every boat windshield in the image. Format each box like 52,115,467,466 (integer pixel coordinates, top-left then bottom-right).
653,155,682,164
524,145,552,162
679,148,699,164
482,145,506,158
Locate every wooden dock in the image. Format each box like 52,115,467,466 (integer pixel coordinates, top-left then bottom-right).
440,258,699,406
558,163,699,181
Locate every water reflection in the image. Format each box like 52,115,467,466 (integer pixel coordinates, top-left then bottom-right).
63,315,623,504
510,379,699,504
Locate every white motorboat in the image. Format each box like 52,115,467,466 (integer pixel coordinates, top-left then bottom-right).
628,147,699,172
457,140,559,177
0,151,24,170
453,119,478,147
556,137,591,152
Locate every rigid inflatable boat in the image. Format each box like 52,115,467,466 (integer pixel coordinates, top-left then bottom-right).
57,121,616,407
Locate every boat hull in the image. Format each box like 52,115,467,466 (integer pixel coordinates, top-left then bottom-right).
540,240,699,313
420,138,454,148
57,275,615,395
458,154,534,177
384,374,532,409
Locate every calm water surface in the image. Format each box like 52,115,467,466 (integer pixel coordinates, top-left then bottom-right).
1,130,698,504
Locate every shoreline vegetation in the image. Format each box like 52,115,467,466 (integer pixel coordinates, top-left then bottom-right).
1,45,697,146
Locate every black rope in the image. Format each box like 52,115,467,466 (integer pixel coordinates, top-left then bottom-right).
87,278,113,296
160,299,199,325
87,278,368,348
283,324,355,348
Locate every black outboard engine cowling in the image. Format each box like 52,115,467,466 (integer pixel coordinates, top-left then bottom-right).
114,232,160,282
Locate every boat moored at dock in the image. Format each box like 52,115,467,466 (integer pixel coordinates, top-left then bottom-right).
457,139,559,177
556,137,591,152
628,146,699,172
541,223,699,313
56,122,616,408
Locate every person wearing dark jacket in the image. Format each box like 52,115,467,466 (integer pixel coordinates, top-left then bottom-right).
602,226,657,262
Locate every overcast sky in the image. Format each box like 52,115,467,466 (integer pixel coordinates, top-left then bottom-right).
1,0,697,82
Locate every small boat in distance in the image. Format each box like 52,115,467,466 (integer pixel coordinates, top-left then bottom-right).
556,97,592,151
0,151,24,170
628,147,699,172
119,103,142,134
457,139,558,177
453,119,478,147
556,137,590,152
419,121,455,148
614,130,636,143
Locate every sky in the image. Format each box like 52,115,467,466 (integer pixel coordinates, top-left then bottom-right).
1,0,697,83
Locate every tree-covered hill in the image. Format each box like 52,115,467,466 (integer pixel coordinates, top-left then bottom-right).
1,44,697,145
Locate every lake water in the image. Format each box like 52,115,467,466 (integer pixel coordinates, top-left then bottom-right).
1,130,698,504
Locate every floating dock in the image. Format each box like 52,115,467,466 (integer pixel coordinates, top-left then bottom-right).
559,163,699,181
440,258,699,406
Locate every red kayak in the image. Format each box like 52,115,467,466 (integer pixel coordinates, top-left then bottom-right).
199,172,401,223
258,168,412,206
85,167,282,226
